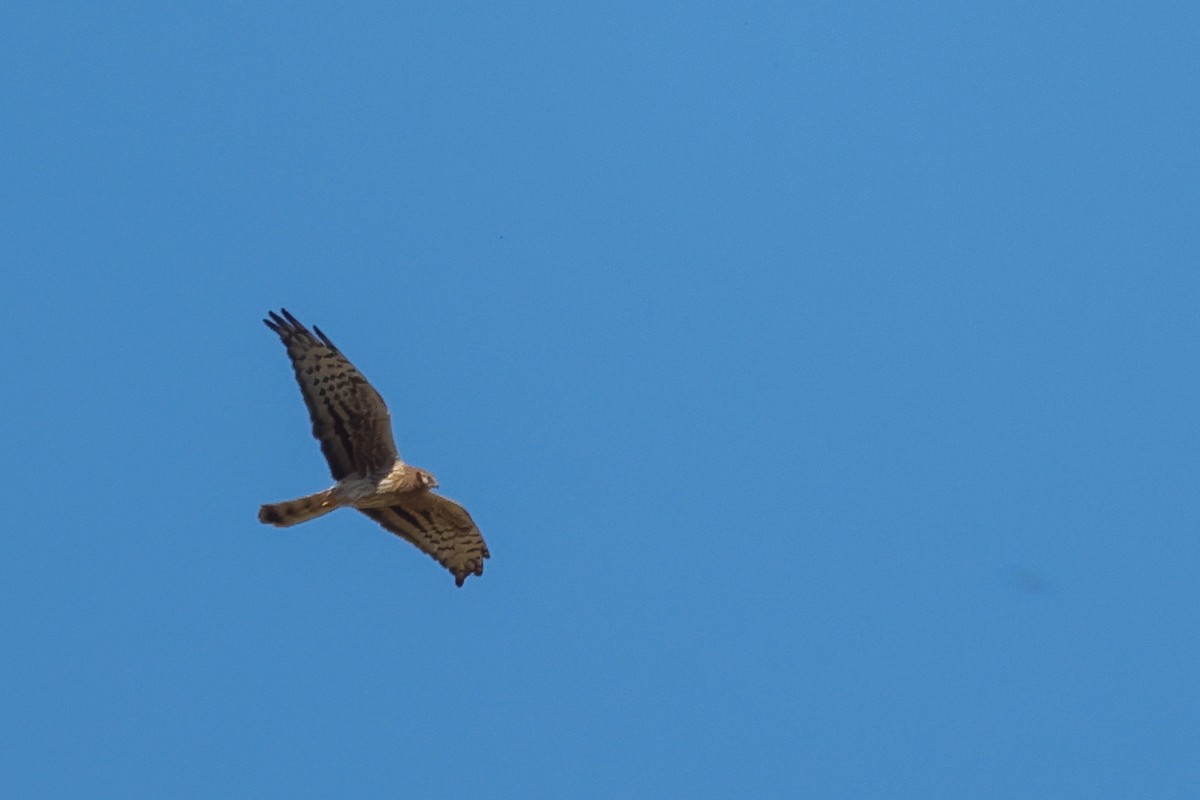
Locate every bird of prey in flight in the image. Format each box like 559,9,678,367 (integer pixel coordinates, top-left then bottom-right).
258,309,489,586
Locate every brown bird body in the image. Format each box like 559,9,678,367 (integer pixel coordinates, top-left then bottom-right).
258,309,489,587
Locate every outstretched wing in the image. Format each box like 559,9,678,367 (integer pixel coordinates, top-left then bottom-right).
264,309,398,480
358,493,490,587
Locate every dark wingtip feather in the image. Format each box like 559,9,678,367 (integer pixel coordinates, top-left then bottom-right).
264,309,290,334
312,324,340,352
264,308,326,346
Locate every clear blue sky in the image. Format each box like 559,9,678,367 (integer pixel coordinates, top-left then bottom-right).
2,2,1197,797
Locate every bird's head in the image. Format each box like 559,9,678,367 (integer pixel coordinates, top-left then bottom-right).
415,469,439,490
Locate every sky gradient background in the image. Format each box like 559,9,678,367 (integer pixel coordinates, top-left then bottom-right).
3,2,1198,797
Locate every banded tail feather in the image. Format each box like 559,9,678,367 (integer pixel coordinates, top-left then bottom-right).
259,488,343,527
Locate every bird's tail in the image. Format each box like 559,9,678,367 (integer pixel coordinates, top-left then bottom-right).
258,488,342,527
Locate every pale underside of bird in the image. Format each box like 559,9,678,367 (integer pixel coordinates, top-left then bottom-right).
258,309,489,587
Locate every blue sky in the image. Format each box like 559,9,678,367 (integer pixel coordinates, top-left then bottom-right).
2,2,1198,797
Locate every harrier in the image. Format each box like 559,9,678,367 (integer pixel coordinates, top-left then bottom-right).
258,309,489,586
